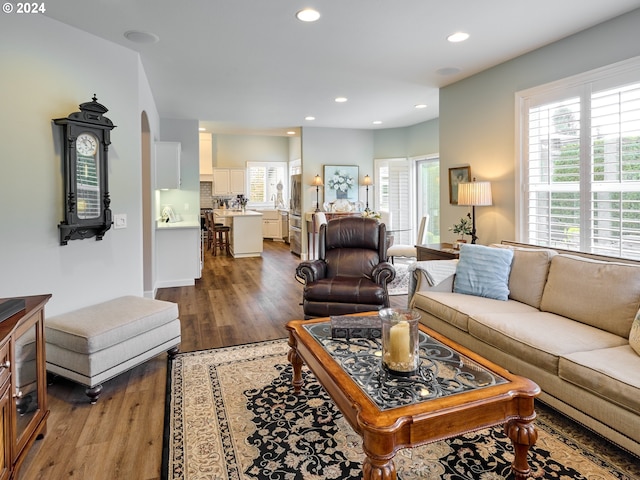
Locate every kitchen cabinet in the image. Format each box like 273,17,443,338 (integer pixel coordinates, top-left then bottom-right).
155,141,181,189
156,222,201,287
212,168,245,196
261,210,284,241
199,132,213,181
0,295,50,480
214,210,263,257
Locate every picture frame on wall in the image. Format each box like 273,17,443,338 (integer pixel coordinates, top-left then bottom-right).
323,165,359,203
449,166,471,205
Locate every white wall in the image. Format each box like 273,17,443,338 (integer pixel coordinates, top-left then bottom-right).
0,14,158,315
440,8,640,246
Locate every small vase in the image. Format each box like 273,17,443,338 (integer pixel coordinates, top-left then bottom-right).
336,189,349,200
453,238,466,250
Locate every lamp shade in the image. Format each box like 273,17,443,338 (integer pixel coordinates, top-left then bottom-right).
362,174,373,186
312,174,323,187
457,181,492,206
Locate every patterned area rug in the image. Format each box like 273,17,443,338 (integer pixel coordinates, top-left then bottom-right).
388,263,410,295
162,339,639,480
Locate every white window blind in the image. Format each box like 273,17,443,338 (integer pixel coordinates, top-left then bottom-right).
518,58,640,259
246,162,288,208
375,158,412,244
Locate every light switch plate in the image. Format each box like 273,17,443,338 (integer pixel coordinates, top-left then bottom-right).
114,214,127,229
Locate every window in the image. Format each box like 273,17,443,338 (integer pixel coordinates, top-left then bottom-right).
517,58,640,259
375,158,413,244
246,162,288,208
415,156,440,243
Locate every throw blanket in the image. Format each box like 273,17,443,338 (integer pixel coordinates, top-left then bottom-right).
407,260,458,298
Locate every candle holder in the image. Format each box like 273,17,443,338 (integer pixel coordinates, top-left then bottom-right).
379,308,421,376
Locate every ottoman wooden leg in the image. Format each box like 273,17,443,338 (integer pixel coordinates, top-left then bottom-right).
86,384,103,404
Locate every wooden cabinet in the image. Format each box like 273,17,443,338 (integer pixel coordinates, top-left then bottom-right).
199,132,213,181
155,141,181,189
0,295,50,480
212,168,245,195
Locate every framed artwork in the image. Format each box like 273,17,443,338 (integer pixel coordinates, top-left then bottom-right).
323,165,359,202
449,166,470,204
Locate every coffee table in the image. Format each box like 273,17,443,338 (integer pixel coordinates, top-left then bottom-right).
286,315,541,480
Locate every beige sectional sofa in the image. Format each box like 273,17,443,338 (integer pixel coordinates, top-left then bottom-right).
409,241,640,457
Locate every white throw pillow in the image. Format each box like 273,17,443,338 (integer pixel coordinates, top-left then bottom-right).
631,309,640,356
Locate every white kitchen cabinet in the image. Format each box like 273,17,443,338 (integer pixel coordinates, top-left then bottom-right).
155,141,181,189
155,223,201,287
212,168,245,195
261,210,283,241
199,132,213,181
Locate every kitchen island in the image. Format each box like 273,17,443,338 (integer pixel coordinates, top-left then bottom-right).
214,209,263,258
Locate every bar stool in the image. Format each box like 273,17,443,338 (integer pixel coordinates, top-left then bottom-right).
213,225,230,256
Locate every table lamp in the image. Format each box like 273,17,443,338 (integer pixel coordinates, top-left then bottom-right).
457,178,492,244
363,175,373,212
312,174,323,212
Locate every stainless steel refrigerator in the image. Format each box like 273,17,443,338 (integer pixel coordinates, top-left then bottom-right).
289,174,302,255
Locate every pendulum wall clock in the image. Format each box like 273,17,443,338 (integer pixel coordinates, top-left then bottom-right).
53,95,116,245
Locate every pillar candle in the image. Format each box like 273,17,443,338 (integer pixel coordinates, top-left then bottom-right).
389,320,411,364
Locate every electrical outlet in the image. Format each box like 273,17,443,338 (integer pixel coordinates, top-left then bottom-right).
114,214,127,229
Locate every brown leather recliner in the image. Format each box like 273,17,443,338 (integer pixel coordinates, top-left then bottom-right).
296,216,396,318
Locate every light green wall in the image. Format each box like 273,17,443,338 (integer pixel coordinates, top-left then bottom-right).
374,119,439,159
213,134,290,168
0,13,159,315
440,8,640,246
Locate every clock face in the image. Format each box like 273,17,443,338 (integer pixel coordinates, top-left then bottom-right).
76,133,98,156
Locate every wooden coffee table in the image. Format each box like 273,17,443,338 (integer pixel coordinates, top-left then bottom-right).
286,315,541,480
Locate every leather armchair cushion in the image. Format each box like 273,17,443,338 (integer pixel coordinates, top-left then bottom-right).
325,249,380,278
304,276,386,305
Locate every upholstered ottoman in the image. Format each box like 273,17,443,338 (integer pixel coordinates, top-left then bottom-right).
45,296,180,403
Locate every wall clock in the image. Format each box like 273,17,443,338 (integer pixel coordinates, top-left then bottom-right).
53,95,116,245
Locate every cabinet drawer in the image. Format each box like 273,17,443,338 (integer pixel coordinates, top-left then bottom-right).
0,341,9,389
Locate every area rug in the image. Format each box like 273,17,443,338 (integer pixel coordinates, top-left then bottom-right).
388,262,410,295
162,339,640,480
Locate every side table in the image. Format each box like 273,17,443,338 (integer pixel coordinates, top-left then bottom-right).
416,242,460,261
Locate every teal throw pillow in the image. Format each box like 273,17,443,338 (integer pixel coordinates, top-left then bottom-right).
454,244,514,301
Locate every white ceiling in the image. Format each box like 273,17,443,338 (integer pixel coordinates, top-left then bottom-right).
45,1,640,135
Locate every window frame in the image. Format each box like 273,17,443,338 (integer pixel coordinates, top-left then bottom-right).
515,56,640,258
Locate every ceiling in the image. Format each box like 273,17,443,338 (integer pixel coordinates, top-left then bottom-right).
45,1,640,136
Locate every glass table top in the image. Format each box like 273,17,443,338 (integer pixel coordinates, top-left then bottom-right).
303,322,507,411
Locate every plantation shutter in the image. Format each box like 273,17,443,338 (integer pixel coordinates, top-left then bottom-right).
375,158,412,244
519,59,640,258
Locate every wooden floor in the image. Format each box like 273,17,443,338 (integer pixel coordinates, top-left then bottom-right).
19,240,407,480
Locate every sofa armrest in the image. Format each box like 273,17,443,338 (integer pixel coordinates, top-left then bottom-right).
407,260,457,303
296,260,326,284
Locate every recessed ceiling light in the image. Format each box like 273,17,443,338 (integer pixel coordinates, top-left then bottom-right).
287,131,296,135
436,67,462,76
305,116,316,121
372,121,382,125
335,97,348,103
447,32,469,43
199,127,206,131
296,8,320,22
124,30,160,44
414,104,427,109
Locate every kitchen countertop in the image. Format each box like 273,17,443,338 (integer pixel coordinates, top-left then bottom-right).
156,220,201,230
214,209,262,218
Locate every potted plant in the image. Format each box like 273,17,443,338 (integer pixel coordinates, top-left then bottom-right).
449,213,473,248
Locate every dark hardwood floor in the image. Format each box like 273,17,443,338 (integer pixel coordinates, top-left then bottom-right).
19,239,408,479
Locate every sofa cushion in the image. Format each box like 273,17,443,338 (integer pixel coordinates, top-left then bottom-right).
540,255,640,338
631,310,640,356
559,346,640,415
412,292,538,332
491,244,556,308
453,244,513,301
468,312,629,375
